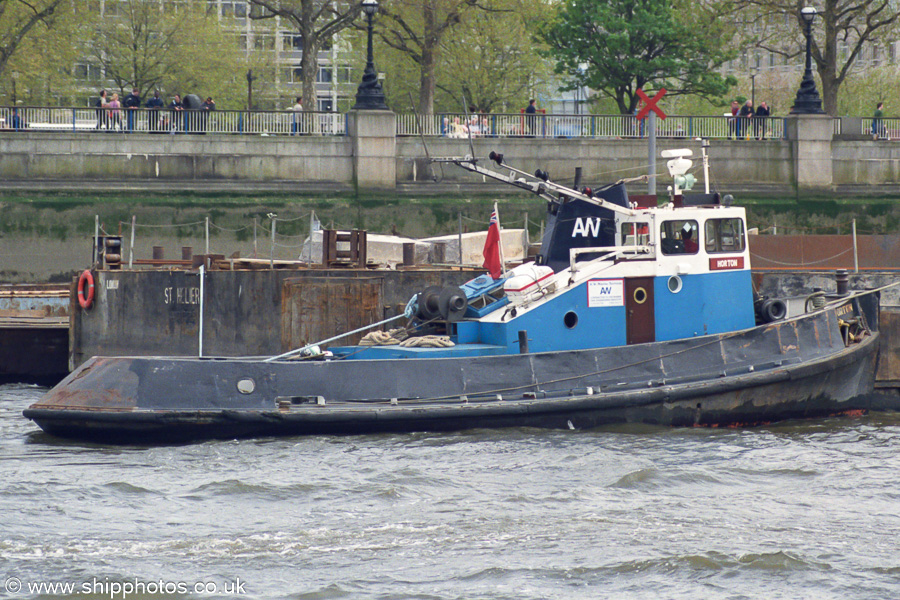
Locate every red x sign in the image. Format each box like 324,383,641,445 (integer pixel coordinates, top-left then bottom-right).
635,88,667,121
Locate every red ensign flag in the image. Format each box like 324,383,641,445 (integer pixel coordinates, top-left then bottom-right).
482,209,502,279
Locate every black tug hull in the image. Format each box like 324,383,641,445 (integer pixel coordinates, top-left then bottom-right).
24,293,884,444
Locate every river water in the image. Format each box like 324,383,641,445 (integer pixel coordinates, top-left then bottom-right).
2,383,899,599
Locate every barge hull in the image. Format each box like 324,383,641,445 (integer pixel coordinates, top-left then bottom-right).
24,297,883,443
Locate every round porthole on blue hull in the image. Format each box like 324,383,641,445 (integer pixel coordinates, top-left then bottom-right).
668,276,683,293
564,311,578,329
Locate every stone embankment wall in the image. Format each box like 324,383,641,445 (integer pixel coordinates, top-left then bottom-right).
3,113,900,192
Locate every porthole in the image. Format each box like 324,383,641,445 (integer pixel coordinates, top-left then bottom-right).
634,287,647,304
237,378,256,394
668,275,683,293
564,311,578,329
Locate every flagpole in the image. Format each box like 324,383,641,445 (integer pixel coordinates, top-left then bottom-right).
494,201,507,276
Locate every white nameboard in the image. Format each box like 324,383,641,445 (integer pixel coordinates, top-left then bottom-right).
587,279,624,307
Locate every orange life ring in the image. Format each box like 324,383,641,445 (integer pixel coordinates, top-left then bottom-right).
77,270,95,309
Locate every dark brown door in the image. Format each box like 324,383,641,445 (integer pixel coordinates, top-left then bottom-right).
625,277,655,345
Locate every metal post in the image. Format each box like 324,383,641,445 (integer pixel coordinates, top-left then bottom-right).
253,216,258,258
129,215,136,269
648,112,657,196
458,212,463,264
308,211,316,262
205,217,209,255
518,330,529,354
198,264,205,357
701,139,710,194
270,218,276,269
852,218,858,273
94,215,99,266
523,212,529,247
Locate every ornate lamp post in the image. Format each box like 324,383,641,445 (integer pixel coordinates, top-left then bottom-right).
750,66,757,109
790,6,824,114
352,0,388,110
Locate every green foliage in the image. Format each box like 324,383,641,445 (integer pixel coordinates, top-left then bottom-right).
84,0,250,104
435,0,555,112
0,0,79,104
537,0,737,114
837,65,900,117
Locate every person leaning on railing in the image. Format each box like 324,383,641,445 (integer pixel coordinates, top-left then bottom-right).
291,96,303,135
124,88,140,133
95,89,109,130
167,94,184,133
754,101,770,140
145,91,164,133
872,102,885,140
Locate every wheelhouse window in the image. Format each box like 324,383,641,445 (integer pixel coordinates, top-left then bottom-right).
705,218,746,253
660,220,699,255
620,222,649,246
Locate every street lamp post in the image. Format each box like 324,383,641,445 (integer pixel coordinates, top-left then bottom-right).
750,67,757,109
790,6,824,114
246,69,254,110
352,0,388,110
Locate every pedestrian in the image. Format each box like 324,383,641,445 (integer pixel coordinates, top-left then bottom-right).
738,100,754,140
200,96,215,133
291,95,303,135
872,102,885,140
145,90,164,132
525,98,537,136
95,89,109,130
754,101,770,139
168,94,184,133
728,100,739,139
123,87,140,132
10,107,26,130
108,92,122,131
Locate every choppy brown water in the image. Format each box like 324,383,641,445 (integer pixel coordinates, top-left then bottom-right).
3,383,900,599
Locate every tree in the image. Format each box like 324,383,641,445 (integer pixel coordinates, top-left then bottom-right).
85,0,244,101
1,0,82,104
376,0,485,115
248,0,362,110
537,0,737,115
436,0,555,112
0,0,65,81
736,0,900,116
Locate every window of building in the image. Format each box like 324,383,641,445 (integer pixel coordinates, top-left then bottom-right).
254,34,275,50
74,63,103,81
336,65,353,83
249,3,269,17
704,218,746,253
317,67,332,83
660,220,699,255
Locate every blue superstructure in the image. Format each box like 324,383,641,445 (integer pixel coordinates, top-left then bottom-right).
332,146,763,361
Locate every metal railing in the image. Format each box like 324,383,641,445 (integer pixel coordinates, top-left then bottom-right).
0,106,347,136
0,106,877,142
396,113,788,140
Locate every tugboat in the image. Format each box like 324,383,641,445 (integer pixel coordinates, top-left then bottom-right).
24,147,884,443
